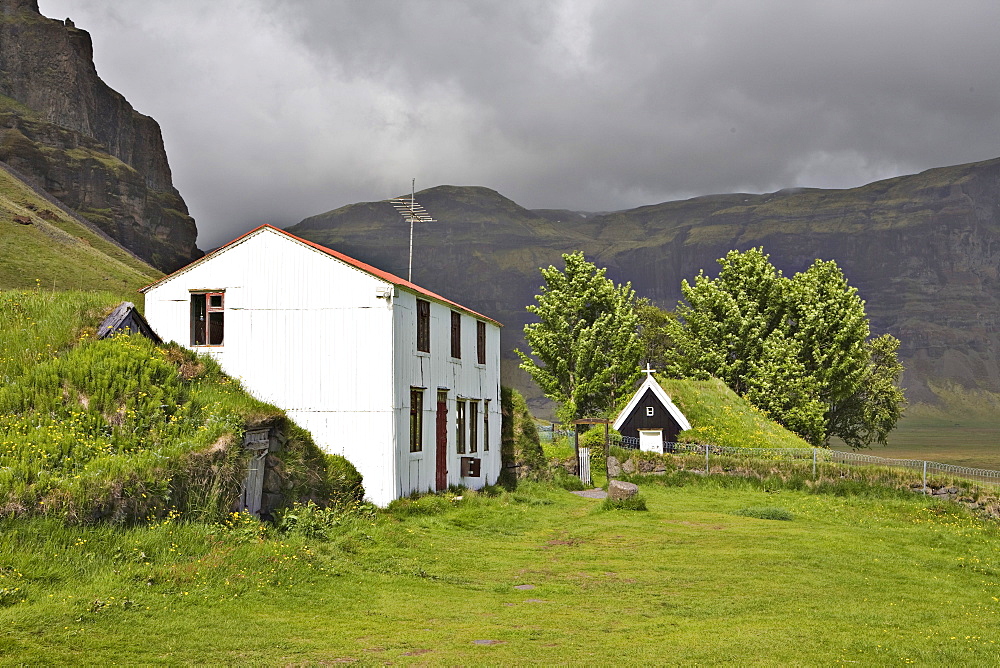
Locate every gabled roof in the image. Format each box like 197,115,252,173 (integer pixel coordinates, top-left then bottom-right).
96,301,163,344
140,224,501,326
613,374,692,432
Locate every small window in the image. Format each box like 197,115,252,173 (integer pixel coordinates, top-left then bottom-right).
416,299,430,353
410,388,424,452
469,401,479,453
191,291,224,346
451,311,461,358
646,406,655,417
456,399,466,454
483,399,490,452
476,321,486,364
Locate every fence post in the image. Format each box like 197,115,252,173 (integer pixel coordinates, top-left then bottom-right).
813,447,817,479
705,443,710,474
923,460,927,492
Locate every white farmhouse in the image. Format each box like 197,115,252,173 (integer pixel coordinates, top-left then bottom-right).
141,224,502,506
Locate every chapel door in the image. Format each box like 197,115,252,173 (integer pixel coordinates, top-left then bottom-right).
436,391,448,490
639,429,664,453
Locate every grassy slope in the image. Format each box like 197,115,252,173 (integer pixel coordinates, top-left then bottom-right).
0,290,340,523
0,166,160,293
660,376,811,449
2,480,999,664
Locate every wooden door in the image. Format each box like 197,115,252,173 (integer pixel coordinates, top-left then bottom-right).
436,392,448,490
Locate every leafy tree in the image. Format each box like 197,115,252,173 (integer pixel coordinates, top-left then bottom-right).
518,252,642,423
662,248,786,393
635,297,680,372
660,248,905,448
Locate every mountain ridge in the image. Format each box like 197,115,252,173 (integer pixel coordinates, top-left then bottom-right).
0,0,200,271
288,156,1000,411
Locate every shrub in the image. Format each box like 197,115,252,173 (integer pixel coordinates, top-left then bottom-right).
276,501,348,540
732,506,794,521
552,469,586,491
500,386,546,486
601,494,648,511
323,454,365,504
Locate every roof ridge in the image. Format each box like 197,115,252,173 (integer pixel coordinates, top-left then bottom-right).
140,224,501,326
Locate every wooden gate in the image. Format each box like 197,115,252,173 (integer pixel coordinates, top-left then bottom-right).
436,391,448,491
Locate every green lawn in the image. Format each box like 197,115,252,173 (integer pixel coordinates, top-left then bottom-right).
3,478,1000,664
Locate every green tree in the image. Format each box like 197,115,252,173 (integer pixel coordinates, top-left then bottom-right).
662,248,905,447
662,248,786,393
635,297,680,371
518,252,642,423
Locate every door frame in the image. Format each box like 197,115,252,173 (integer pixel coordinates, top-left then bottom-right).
436,390,449,490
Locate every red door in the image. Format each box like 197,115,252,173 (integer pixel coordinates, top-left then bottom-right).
436,392,448,491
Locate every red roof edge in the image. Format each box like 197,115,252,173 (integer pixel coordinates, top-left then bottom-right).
140,224,503,327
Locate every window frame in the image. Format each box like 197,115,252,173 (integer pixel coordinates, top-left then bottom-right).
646,406,655,417
469,400,478,453
409,388,424,453
416,299,430,353
483,399,490,452
450,311,461,359
476,321,486,365
456,399,466,454
191,291,225,346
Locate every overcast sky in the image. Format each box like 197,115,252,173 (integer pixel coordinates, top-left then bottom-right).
39,0,1000,249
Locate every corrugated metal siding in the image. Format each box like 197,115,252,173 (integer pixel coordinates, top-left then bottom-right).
392,291,501,498
144,229,398,505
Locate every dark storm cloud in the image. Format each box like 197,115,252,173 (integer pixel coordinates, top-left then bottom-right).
39,0,1000,247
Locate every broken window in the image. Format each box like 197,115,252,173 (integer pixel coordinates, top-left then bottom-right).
483,399,490,452
410,388,424,452
191,291,224,346
469,400,478,453
477,321,486,364
456,399,466,454
451,311,461,358
416,299,430,353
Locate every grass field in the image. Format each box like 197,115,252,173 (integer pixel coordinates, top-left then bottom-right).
3,476,1000,664
833,412,1000,471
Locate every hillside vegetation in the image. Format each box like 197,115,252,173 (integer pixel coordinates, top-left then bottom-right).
662,376,811,449
0,167,160,292
0,290,354,523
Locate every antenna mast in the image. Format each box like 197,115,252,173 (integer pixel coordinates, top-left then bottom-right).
390,178,436,282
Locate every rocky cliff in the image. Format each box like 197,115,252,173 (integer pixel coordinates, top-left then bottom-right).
288,157,1000,410
0,0,199,271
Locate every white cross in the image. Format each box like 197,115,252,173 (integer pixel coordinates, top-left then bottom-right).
641,362,657,378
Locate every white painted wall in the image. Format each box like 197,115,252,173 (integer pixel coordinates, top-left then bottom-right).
143,226,502,506
392,291,501,497
144,228,396,504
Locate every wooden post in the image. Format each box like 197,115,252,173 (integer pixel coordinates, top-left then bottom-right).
604,420,610,481
574,425,580,474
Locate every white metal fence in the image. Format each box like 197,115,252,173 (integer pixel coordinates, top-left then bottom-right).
599,436,1000,489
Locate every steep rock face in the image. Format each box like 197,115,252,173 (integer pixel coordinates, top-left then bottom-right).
288,159,1000,408
0,0,199,270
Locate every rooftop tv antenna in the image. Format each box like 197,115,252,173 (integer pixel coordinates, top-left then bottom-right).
390,179,436,282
